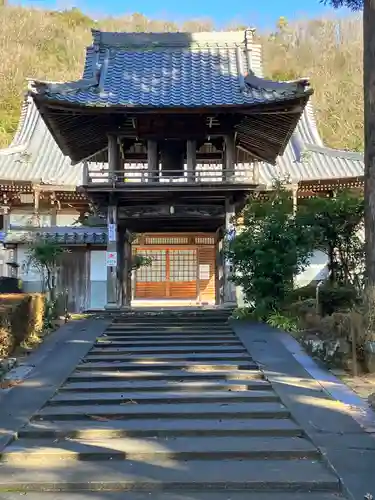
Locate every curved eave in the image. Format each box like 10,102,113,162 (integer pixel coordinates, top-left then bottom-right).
30,91,312,165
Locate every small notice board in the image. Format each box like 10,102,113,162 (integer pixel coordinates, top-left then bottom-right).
199,264,210,280
106,251,117,267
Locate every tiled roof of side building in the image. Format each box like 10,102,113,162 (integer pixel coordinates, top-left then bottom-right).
29,29,312,109
0,96,106,187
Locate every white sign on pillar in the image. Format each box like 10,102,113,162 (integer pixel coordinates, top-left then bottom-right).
108,223,117,242
106,251,117,267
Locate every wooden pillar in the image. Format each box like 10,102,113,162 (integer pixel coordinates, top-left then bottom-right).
224,198,237,304
108,135,122,181
187,140,197,183
148,140,158,183
123,232,132,307
106,203,118,308
292,183,298,215
215,227,224,305
32,188,40,227
224,134,236,182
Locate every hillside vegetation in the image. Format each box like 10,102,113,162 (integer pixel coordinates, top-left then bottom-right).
0,5,363,151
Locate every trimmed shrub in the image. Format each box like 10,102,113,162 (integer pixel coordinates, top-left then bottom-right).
0,293,45,358
288,284,358,315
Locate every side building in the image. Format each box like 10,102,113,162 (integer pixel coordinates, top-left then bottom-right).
0,29,364,311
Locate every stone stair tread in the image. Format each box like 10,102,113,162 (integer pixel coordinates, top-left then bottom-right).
101,335,236,340
0,459,340,491
76,361,258,371
35,402,288,420
85,353,249,360
0,492,348,500
67,370,264,381
49,390,279,404
2,436,319,462
94,335,243,349
20,418,304,439
89,341,242,356
92,341,242,349
59,379,271,392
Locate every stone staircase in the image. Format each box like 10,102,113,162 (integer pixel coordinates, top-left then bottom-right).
0,309,346,499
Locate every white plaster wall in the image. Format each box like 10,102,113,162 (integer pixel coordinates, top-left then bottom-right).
17,245,43,282
10,210,51,228
295,250,329,288
90,250,107,309
56,212,80,226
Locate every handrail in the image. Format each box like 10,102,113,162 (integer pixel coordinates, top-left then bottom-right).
86,166,256,185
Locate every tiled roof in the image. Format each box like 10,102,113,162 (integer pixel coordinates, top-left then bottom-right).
0,97,82,187
4,226,107,245
30,30,311,109
0,97,364,187
0,96,104,186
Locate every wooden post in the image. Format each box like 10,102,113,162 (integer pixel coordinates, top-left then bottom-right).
148,140,158,183
224,198,237,304
108,135,122,182
215,227,223,305
224,134,236,182
123,233,132,307
292,183,298,215
187,139,197,183
106,203,118,308
32,188,40,227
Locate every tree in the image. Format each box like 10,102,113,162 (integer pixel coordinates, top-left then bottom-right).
321,0,375,317
24,240,65,301
226,185,315,316
300,190,365,288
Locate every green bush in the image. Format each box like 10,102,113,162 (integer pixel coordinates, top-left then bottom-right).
266,312,299,332
288,284,358,315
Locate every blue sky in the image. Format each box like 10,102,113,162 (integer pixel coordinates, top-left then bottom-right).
11,0,352,30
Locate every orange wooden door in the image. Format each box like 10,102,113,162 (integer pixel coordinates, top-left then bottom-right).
134,247,197,300
168,249,197,299
134,249,167,299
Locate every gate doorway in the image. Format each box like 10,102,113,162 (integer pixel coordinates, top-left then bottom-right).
134,248,197,300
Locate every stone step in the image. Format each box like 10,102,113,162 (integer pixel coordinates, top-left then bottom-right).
2,436,320,463
84,353,250,362
89,345,246,354
75,361,258,372
33,402,290,421
0,458,340,492
19,418,304,440
98,335,237,341
67,370,264,382
93,340,242,348
0,492,347,500
107,325,233,331
49,390,280,406
102,331,235,337
59,379,272,393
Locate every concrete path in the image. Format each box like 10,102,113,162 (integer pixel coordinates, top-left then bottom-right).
0,309,369,498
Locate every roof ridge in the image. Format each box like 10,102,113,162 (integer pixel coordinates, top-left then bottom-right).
305,143,364,160
91,29,255,49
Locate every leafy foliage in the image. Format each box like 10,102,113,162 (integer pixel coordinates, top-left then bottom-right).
321,0,363,9
24,241,65,299
299,190,365,288
226,184,315,315
266,312,299,332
